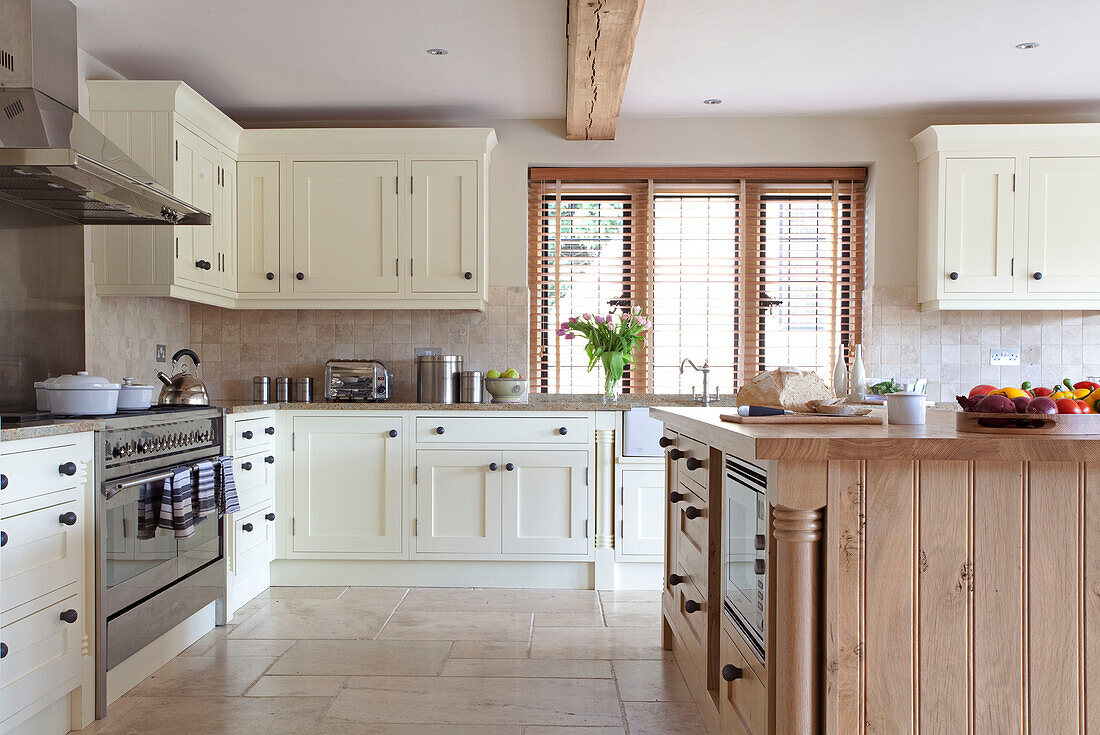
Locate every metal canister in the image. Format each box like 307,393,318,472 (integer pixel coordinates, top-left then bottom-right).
293,377,314,403
416,354,463,403
275,377,291,403
252,376,271,404
457,371,483,403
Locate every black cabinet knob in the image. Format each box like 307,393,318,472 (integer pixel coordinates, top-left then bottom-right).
195,260,211,270
754,533,766,551
558,426,568,435
58,462,77,476
242,430,253,439
0,642,6,659
241,461,253,471
266,272,275,280
264,455,275,464
658,437,672,448
669,449,685,460
265,426,275,435
684,599,702,613
949,271,959,280
435,426,445,435
505,462,515,472
1,473,7,489
463,271,473,280
1,530,7,547
754,559,766,575
59,609,78,624
58,511,77,526
242,523,254,532
1033,272,1043,280
684,506,702,520
721,664,743,682
296,272,305,280
388,429,398,438
489,462,498,471
668,491,685,504
668,573,683,586
265,513,276,521
685,457,703,471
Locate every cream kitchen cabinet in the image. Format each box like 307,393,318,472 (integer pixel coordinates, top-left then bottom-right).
289,414,404,556
501,450,589,555
410,159,479,294
617,467,667,558
414,449,502,554
87,80,242,308
236,161,281,294
912,124,1100,309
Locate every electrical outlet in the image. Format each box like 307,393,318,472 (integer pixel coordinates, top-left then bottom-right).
155,344,167,363
414,347,441,359
990,348,1020,366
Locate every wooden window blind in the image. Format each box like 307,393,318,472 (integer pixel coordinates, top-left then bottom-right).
528,167,866,394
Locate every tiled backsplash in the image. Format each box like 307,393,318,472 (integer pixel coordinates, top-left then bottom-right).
868,286,1100,402
189,286,529,402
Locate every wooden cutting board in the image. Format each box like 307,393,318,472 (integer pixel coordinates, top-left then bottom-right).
720,412,884,425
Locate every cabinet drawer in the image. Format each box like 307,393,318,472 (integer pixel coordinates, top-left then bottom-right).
0,441,84,511
234,451,276,512
673,484,708,593
231,416,276,454
0,583,82,726
672,575,708,670
676,435,710,490
234,506,274,574
416,416,590,445
720,625,767,735
0,493,82,614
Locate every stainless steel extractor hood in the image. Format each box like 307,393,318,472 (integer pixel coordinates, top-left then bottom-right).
0,0,210,225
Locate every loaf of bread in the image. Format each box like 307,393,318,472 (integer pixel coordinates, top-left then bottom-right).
735,368,834,413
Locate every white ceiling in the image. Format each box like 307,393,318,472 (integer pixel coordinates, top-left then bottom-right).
72,0,1100,124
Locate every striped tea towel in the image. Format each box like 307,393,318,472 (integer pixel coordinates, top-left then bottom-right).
137,483,159,540
215,456,241,517
193,459,216,521
158,466,195,538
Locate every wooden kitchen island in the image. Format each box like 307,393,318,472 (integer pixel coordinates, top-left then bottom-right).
650,406,1100,735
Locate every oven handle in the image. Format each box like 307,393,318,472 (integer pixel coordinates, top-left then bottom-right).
104,470,174,501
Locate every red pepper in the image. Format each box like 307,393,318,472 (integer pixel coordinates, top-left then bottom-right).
1073,381,1100,391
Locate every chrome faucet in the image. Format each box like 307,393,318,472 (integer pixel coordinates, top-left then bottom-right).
680,358,719,407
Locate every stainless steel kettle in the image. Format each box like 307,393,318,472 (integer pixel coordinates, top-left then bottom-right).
156,349,210,406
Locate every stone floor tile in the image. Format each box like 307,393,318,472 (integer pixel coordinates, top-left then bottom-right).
191,639,295,658
623,701,707,734
378,610,533,641
269,639,450,676
530,626,664,660
598,590,661,603
613,656,693,701
127,656,276,697
256,585,348,600
602,601,662,628
522,728,627,735
227,597,394,640
313,724,521,735
447,640,531,659
533,612,604,627
440,658,612,678
81,696,330,734
400,588,600,613
244,674,346,697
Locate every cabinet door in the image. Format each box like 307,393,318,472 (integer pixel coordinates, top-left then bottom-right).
291,416,403,554
219,150,237,292
415,450,501,554
410,159,478,294
501,450,589,555
237,161,281,293
173,124,219,287
619,468,666,557
292,160,399,294
942,157,1015,293
1027,156,1100,294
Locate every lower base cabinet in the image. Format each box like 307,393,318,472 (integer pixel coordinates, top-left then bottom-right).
719,623,767,735
415,450,501,554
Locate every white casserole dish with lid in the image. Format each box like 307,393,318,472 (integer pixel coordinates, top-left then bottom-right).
47,371,120,415
117,377,154,410
34,376,59,411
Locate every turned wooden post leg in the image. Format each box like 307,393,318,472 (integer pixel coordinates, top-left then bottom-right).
772,505,824,735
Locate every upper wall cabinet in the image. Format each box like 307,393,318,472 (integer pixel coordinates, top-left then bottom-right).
912,124,1100,310
237,128,497,310
88,81,242,308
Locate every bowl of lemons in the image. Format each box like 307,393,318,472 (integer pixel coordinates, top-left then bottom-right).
484,369,528,403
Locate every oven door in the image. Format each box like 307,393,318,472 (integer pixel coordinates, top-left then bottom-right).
725,465,767,661
101,469,221,618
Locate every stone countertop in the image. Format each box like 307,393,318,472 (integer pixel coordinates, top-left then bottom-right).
218,393,740,414
650,406,1100,462
1,419,105,442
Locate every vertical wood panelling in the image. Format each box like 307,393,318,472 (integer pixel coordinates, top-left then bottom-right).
972,461,1025,735
1028,462,1081,732
825,460,863,735
918,461,970,733
864,460,916,735
1085,464,1100,733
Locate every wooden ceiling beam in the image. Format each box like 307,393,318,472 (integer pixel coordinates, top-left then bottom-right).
565,0,645,141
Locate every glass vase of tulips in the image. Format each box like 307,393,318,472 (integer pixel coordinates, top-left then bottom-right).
556,308,650,402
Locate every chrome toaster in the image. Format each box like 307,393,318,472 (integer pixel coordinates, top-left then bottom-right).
324,360,392,402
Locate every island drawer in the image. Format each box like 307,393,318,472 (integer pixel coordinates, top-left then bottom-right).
676,435,710,490
415,416,591,444
720,624,767,735
672,573,708,669
673,484,708,592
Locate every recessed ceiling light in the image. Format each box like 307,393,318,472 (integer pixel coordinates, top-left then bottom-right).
1015,42,1039,50
703,98,722,105
426,48,449,56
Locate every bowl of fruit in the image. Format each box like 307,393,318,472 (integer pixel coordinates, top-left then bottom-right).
484,369,528,403
955,379,1100,434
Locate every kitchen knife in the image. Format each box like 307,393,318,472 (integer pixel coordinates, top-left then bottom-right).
736,405,792,417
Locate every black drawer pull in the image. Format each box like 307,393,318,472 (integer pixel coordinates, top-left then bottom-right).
0,530,7,547
435,426,445,435
58,511,77,526
59,461,77,476
265,513,276,521
754,533,766,550
265,272,275,280
1,473,7,489
685,457,703,471
264,455,275,464
59,609,78,624
668,491,685,504
669,448,685,460
668,573,683,586
722,664,743,682
558,426,568,435
684,506,702,520
241,461,253,471
505,463,515,472
754,559,766,575
489,462,498,471
0,642,6,658
296,272,305,280
242,523,254,532
684,599,702,614
388,429,398,438
658,437,673,448
265,426,275,435
948,271,959,280
1033,271,1043,280
241,430,253,439
464,271,473,280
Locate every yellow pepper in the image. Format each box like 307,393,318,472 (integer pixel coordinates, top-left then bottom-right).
1051,388,1090,400
1085,389,1100,409
992,387,1029,399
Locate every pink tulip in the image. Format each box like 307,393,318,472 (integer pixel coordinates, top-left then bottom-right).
556,328,567,337
564,333,575,339
582,313,592,320
595,315,604,324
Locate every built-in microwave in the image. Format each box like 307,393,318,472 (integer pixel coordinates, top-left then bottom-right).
724,453,767,663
